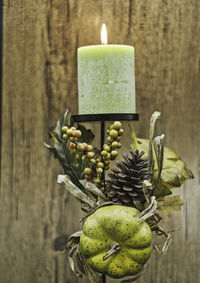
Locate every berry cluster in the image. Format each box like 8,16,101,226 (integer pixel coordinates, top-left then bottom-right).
62,125,95,158
62,126,102,186
61,121,124,190
102,121,124,164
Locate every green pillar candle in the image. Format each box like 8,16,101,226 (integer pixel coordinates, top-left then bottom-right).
78,44,136,114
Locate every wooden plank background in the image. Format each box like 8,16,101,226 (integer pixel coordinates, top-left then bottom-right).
0,0,200,282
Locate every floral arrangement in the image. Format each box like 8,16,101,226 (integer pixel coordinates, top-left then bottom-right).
45,110,193,283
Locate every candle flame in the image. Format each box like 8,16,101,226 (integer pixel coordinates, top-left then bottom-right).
101,24,107,44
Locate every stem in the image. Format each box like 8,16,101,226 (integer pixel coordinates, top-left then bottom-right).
103,243,120,261
101,121,106,283
102,274,106,283
152,225,172,254
101,120,105,185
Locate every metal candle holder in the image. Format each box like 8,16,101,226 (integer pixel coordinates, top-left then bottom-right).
71,113,139,283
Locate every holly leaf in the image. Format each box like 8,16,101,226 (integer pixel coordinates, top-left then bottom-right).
77,124,95,144
131,137,194,197
157,195,185,217
53,142,85,189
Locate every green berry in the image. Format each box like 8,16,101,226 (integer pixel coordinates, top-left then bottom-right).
87,145,93,152
111,141,119,148
87,151,95,159
109,129,118,138
118,143,122,148
62,126,69,133
97,168,103,174
104,160,110,165
106,129,110,134
67,129,73,136
103,144,111,151
63,133,68,140
107,153,111,159
69,136,77,142
107,136,113,143
84,167,92,175
97,162,104,168
116,136,121,141
113,121,122,130
111,150,118,157
94,177,101,185
70,127,76,131
82,156,87,161
83,143,88,151
90,158,96,164
72,130,82,137
69,142,77,149
104,165,110,170
118,128,124,136
77,143,85,151
101,150,108,157
110,124,114,130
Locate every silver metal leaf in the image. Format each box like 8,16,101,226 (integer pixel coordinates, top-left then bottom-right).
153,134,165,193
57,175,96,208
137,195,157,222
80,180,107,200
148,111,161,174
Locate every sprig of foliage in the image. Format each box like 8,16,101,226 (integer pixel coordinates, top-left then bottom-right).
46,109,194,282
131,111,194,217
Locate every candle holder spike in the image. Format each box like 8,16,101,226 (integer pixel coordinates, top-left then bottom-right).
71,113,139,283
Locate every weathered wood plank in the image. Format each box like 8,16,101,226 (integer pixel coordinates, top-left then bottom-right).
0,1,86,283
0,0,200,283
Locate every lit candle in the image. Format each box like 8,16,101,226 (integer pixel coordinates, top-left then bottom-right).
78,24,136,114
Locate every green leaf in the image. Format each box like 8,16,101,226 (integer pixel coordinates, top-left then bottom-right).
47,109,98,189
54,143,84,189
77,124,95,144
131,138,194,195
131,111,193,198
157,195,185,217
153,184,172,197
49,109,72,144
131,130,137,151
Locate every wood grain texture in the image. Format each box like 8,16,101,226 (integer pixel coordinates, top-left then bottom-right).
0,0,200,283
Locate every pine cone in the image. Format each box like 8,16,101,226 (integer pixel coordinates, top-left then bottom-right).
105,149,153,207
